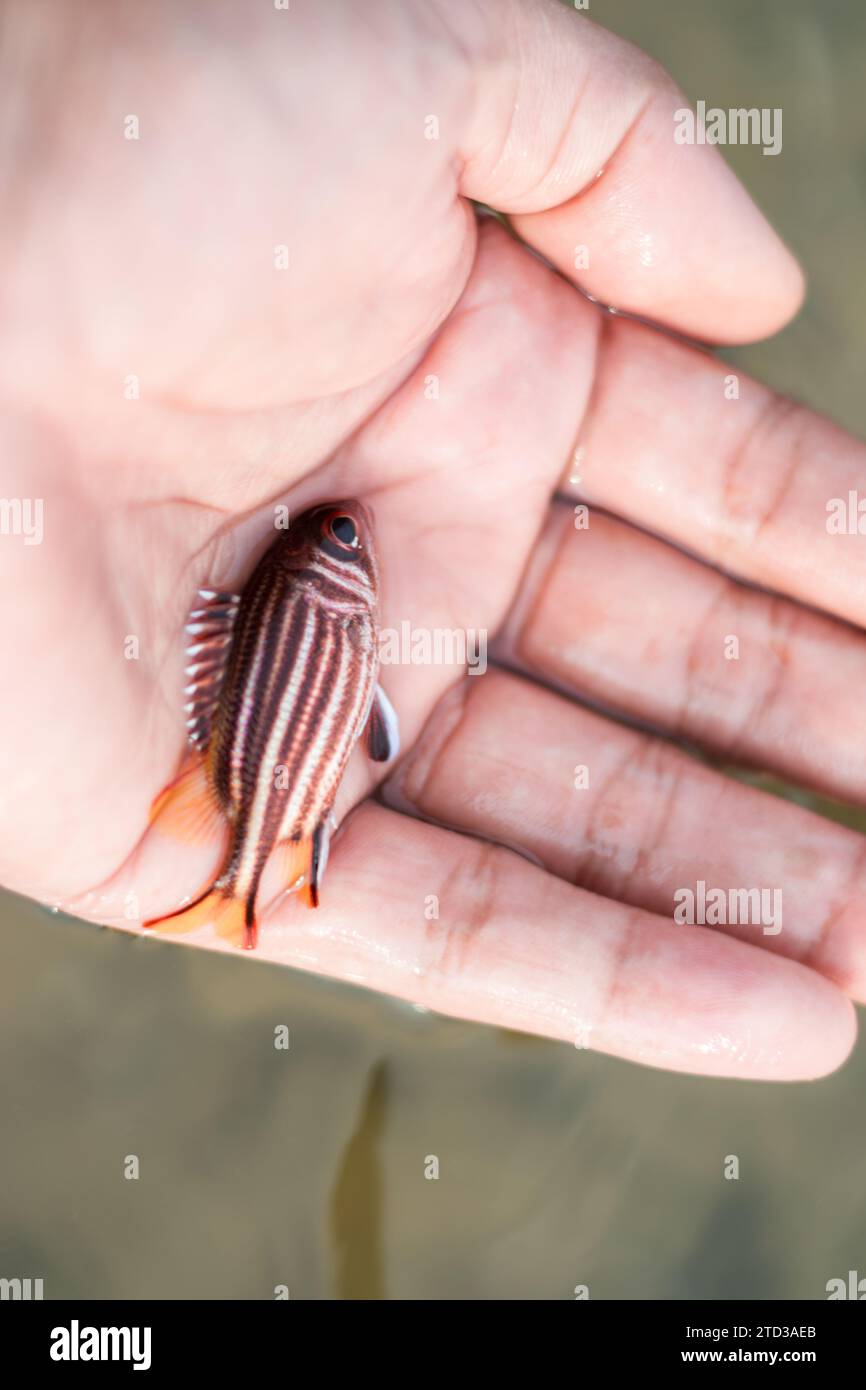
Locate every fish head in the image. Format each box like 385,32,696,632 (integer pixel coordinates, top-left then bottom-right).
281,499,379,603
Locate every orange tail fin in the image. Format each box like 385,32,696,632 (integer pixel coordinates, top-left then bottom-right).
144,887,254,949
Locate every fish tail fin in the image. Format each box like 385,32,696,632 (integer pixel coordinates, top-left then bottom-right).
243,895,259,951
144,884,248,948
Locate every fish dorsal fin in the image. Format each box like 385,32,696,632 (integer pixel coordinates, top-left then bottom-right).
183,588,240,751
148,749,227,846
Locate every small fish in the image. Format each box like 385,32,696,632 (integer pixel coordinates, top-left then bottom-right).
144,500,399,949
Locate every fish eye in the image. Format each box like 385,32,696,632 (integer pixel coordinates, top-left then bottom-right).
328,514,359,550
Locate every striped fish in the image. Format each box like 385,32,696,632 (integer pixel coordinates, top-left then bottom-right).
144,501,399,949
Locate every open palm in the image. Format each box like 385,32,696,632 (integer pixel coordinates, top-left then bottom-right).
3,0,863,1079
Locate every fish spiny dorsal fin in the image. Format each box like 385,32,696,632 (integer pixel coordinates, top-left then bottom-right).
183,588,240,751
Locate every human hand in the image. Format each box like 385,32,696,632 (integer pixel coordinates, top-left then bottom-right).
1,0,861,1079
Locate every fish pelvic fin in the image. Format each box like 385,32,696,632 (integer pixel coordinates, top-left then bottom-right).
144,885,252,950
277,823,331,909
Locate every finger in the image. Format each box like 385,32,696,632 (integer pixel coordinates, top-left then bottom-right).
457,0,803,341
560,316,866,628
501,504,866,806
387,669,866,1001
112,803,854,1081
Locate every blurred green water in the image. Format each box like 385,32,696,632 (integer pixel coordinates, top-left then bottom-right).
1,0,865,1300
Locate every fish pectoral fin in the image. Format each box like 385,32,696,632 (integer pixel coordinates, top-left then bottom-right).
144,886,247,947
365,684,400,763
277,824,331,909
148,751,225,846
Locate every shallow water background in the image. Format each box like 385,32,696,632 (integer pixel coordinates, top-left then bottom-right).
1,0,865,1299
